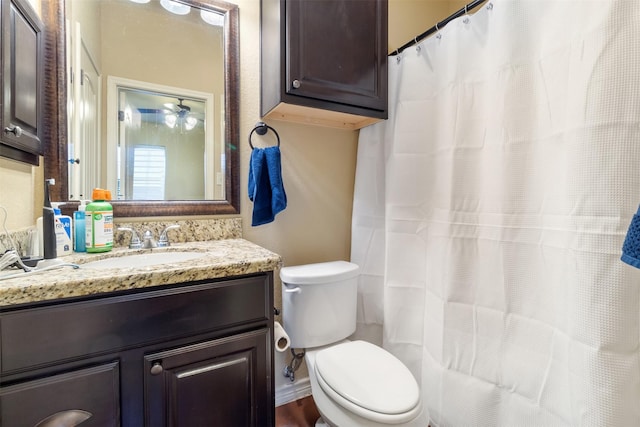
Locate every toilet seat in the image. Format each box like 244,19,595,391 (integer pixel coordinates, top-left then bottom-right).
314,341,421,424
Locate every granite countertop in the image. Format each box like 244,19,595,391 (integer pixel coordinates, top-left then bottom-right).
0,239,282,308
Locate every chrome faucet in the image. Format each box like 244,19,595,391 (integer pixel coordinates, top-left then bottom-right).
158,225,180,247
118,225,180,249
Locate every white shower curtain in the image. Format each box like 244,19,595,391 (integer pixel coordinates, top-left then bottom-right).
351,1,640,425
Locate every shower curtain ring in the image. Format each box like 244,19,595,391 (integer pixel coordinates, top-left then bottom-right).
435,23,442,39
463,5,470,24
415,37,421,52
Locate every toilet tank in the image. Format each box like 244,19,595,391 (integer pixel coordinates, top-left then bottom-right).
281,261,359,349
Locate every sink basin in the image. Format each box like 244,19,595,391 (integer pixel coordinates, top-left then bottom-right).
81,251,207,270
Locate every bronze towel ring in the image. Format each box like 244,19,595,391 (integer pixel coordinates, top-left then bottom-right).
249,122,281,149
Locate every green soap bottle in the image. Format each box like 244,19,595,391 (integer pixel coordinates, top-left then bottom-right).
85,188,114,253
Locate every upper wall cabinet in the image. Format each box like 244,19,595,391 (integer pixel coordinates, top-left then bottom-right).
261,0,388,130
0,0,44,165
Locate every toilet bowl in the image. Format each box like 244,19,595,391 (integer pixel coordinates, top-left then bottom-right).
281,261,424,426
307,341,424,426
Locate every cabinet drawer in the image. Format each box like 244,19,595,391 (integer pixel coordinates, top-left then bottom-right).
1,275,270,374
0,362,120,427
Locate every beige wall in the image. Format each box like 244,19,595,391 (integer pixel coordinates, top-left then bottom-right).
0,159,41,229
388,0,450,53
388,0,485,53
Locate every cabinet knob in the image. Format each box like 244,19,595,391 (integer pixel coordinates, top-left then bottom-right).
150,361,164,375
292,79,301,89
4,125,22,137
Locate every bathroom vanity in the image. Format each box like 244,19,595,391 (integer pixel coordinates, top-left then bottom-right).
0,239,280,427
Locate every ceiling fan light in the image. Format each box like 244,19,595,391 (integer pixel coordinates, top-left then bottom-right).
200,9,224,27
185,116,198,130
164,113,177,128
128,0,151,3
160,0,190,15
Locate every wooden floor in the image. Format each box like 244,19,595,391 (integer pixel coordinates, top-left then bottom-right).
275,396,321,427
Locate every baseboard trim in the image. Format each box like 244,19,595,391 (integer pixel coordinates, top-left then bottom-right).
275,376,312,407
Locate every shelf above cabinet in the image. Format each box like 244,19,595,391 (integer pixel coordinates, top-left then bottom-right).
264,102,382,131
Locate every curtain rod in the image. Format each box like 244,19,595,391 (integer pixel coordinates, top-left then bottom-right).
390,0,488,56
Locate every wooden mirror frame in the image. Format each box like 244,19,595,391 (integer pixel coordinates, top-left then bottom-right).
42,0,240,217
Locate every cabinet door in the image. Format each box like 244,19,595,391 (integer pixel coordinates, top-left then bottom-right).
144,328,272,427
0,0,43,165
0,362,120,427
286,0,387,113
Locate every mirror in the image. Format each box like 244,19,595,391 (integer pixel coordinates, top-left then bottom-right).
43,0,239,217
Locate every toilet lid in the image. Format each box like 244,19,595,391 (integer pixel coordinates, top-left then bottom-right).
314,341,420,417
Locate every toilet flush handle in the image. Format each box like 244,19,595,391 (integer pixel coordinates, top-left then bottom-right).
284,286,301,294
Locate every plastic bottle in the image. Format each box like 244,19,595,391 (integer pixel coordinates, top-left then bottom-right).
42,179,57,260
51,202,73,257
73,200,89,252
85,189,114,253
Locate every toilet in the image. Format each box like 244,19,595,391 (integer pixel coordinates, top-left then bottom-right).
281,261,424,427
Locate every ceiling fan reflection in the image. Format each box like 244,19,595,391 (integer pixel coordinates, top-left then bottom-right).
162,98,200,131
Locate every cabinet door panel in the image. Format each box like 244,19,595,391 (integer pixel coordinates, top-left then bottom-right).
144,328,272,427
286,0,387,112
0,362,120,427
13,8,38,129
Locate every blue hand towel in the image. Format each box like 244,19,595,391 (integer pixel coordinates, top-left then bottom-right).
621,205,640,268
265,146,287,215
248,146,287,226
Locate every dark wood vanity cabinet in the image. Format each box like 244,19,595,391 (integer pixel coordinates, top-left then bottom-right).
0,274,275,427
261,0,388,130
0,0,44,165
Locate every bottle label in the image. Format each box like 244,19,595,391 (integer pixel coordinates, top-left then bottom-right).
55,216,73,255
86,211,114,249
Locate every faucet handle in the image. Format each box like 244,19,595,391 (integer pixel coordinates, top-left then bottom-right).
118,227,142,249
158,224,180,247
